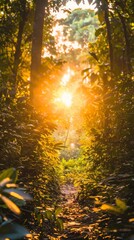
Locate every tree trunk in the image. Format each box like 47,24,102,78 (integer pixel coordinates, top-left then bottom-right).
30,0,48,102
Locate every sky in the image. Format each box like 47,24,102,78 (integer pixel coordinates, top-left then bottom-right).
65,0,94,10
54,0,95,19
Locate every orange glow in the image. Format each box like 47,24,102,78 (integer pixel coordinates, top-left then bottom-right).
54,91,73,108
61,91,72,107
61,67,74,86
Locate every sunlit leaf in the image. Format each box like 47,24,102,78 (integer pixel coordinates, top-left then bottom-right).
0,178,11,187
101,204,121,214
4,189,32,201
45,210,53,221
55,207,62,216
0,195,21,215
115,198,127,211
6,183,17,188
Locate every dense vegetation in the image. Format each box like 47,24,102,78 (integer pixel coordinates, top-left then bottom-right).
0,0,134,239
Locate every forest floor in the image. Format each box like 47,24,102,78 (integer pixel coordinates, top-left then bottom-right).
46,184,96,240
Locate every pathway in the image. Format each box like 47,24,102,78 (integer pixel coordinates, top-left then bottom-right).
47,184,94,240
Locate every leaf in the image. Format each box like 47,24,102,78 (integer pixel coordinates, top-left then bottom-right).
0,195,21,215
0,177,11,187
115,198,127,211
45,210,53,221
0,221,31,240
55,207,62,216
4,188,32,201
6,183,17,188
56,218,64,231
95,27,103,37
0,168,18,183
101,204,121,214
6,191,24,200
10,198,26,207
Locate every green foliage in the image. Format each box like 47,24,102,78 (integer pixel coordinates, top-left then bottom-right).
77,0,134,183
60,157,89,185
0,101,62,237
0,168,32,239
76,174,134,240
61,8,99,46
0,168,18,183
35,205,63,233
0,0,34,97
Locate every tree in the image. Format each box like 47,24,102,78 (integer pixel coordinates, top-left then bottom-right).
0,0,33,100
30,0,48,102
61,8,99,46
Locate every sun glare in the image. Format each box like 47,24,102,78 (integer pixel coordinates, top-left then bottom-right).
61,91,72,107
61,67,74,86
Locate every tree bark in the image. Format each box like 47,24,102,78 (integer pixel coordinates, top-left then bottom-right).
30,0,48,102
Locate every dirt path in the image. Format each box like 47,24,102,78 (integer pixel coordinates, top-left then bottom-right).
47,184,93,240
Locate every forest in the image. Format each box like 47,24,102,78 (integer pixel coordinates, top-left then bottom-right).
0,0,134,239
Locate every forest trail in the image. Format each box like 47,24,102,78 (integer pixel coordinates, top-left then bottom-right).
47,184,94,240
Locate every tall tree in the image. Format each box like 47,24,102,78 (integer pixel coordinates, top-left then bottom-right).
30,0,48,102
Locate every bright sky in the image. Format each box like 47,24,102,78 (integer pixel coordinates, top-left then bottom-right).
65,0,94,10
54,0,95,19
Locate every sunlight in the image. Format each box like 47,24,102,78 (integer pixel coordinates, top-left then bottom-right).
61,91,72,107
61,67,74,86
54,90,73,108
61,73,70,86
70,143,75,149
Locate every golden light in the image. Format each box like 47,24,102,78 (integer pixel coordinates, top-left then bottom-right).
70,143,75,149
61,67,74,86
61,73,70,86
61,91,72,107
